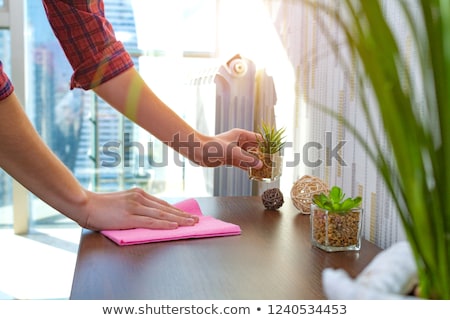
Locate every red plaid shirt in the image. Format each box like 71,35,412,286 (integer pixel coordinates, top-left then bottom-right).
0,61,13,101
0,0,134,100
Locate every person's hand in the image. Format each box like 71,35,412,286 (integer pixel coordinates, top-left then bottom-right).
77,188,199,231
196,128,264,170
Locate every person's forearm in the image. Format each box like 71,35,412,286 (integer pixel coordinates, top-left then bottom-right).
93,68,207,162
0,94,88,225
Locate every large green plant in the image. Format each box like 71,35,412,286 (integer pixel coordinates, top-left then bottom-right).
304,0,450,299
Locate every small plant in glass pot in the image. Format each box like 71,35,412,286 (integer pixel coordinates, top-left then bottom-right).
248,123,286,182
310,186,363,252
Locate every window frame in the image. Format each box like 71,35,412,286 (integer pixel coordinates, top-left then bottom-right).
3,0,30,234
0,0,9,28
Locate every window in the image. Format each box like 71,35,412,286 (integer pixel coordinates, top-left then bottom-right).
7,0,296,231
130,0,217,56
26,1,91,227
25,0,219,228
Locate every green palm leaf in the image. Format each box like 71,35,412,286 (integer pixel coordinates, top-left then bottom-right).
304,0,450,299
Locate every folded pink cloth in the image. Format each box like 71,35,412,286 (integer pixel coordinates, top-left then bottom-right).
101,198,241,246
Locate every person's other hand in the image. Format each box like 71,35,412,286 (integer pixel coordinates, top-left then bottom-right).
78,188,199,231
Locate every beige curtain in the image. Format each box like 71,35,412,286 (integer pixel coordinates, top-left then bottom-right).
263,0,414,249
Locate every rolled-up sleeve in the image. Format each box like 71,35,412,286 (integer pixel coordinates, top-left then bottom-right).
0,61,14,101
42,0,134,90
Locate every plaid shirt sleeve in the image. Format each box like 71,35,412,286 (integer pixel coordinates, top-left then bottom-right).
0,60,14,101
42,0,134,90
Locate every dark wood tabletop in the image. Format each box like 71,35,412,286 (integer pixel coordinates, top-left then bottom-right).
70,196,382,300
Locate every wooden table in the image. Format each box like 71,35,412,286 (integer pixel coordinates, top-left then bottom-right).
70,196,382,300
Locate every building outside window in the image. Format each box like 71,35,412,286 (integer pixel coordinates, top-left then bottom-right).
0,28,12,228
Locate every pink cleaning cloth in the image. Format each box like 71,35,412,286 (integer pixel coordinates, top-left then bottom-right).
101,198,241,246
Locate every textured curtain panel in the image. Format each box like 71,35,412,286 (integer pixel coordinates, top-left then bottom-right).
263,0,420,249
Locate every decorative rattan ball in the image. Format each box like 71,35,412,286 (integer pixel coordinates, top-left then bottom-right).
261,188,284,210
290,175,329,214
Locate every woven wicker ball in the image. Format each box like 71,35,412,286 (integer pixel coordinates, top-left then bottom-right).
261,188,284,210
290,175,329,214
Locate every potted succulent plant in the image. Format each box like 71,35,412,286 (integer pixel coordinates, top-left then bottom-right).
248,123,286,182
310,186,363,252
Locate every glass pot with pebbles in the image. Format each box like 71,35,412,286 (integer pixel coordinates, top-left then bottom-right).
248,123,285,182
310,186,363,252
